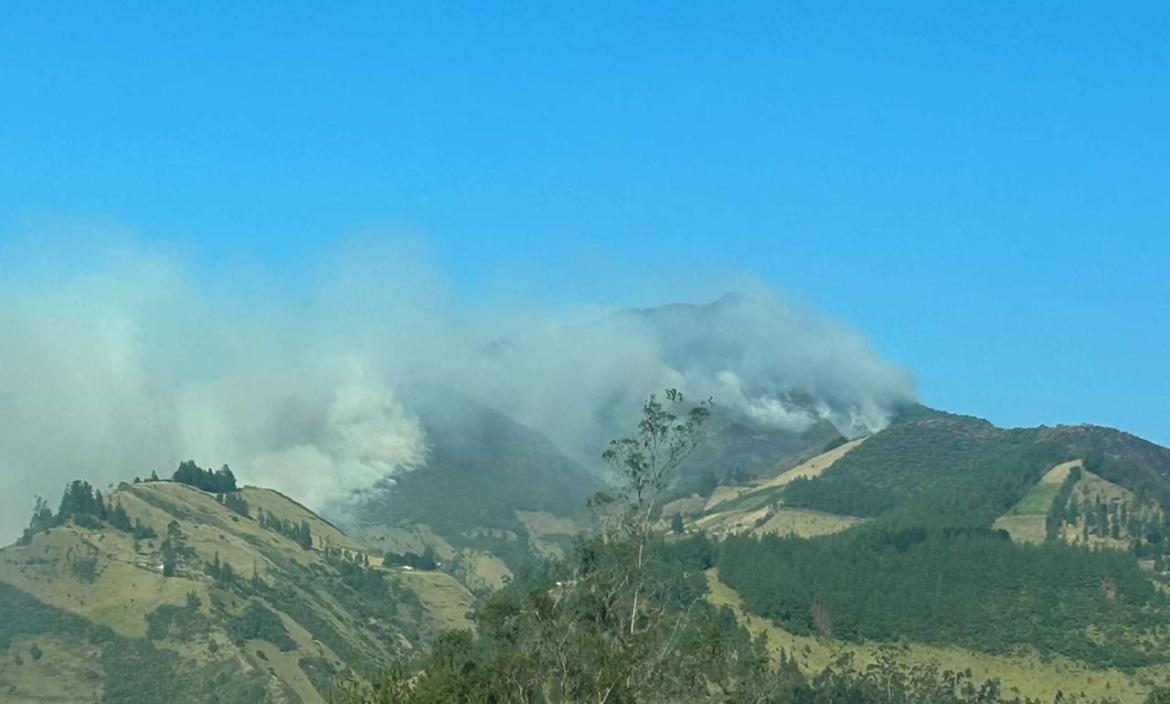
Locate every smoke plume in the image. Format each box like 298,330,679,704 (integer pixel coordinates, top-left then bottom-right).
0,233,915,543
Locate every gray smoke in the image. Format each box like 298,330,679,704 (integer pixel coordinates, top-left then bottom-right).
0,234,914,544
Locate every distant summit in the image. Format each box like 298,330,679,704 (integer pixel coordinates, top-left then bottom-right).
623,292,916,436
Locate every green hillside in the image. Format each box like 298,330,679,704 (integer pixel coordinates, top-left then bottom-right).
697,407,1170,691
781,411,1063,524
346,385,605,569
0,475,470,703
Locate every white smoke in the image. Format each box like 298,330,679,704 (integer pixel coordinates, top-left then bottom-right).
620,291,918,437
0,231,915,544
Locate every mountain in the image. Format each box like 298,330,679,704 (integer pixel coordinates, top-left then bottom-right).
341,385,605,580
624,292,916,438
691,403,1170,550
8,396,1170,702
684,406,1170,699
0,478,473,703
678,409,844,487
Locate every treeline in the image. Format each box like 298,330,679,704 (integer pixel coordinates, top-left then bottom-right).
217,491,249,517
172,460,238,493
1065,488,1168,562
384,547,439,570
718,527,1170,668
17,480,155,545
331,534,1143,704
16,459,248,547
1046,466,1083,540
258,511,313,550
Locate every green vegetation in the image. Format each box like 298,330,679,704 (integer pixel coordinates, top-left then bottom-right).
782,419,1064,526
350,384,604,569
11,399,1170,702
1014,482,1062,516
385,548,439,570
146,594,211,641
17,476,154,546
332,393,1143,703
218,491,250,517
227,602,297,651
172,460,239,493
100,638,269,704
1046,466,1083,540
18,480,110,543
719,527,1170,667
335,389,771,703
716,418,1170,670
0,581,268,703
0,581,114,649
2,473,429,700
258,510,313,549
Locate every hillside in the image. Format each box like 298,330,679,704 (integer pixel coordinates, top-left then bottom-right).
344,385,605,570
677,406,1170,699
705,568,1170,704
677,409,845,487
0,478,472,703
9,400,1170,702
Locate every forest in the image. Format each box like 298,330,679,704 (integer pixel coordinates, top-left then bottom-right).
718,528,1170,667
782,416,1064,527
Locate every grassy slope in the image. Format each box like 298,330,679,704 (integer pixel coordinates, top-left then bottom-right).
692,439,867,539
992,459,1167,551
702,437,866,513
993,460,1082,543
396,571,474,637
0,480,464,703
702,411,1170,694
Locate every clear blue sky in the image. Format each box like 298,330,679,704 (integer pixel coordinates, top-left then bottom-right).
1,3,1167,443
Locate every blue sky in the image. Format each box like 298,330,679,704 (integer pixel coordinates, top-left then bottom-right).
1,3,1168,443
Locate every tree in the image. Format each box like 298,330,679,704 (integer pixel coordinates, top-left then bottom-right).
161,540,177,578
421,547,439,569
251,562,264,592
56,480,105,525
1085,448,1105,474
221,492,249,517
298,520,313,550
173,460,237,492
671,512,685,534
109,502,133,532
161,520,185,577
215,464,238,492
18,496,54,545
599,388,710,635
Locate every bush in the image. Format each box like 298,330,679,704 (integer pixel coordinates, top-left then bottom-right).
228,602,297,652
